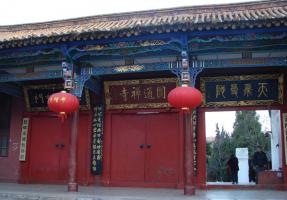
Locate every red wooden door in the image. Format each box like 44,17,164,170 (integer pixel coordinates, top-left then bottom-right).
29,116,69,183
145,113,179,184
111,114,145,182
110,112,179,186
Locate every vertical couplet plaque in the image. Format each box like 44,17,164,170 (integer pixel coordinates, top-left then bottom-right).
91,106,104,175
19,118,29,161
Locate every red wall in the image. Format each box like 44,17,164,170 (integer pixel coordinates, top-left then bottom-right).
76,112,97,185
0,97,24,182
18,111,95,185
101,109,184,188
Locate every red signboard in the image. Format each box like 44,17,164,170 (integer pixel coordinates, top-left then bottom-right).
104,78,177,109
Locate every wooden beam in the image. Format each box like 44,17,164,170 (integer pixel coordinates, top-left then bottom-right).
0,83,22,97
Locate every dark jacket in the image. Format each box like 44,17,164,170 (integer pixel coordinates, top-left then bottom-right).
227,156,239,171
253,151,268,167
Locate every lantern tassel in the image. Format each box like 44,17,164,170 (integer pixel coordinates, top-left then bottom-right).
59,112,67,122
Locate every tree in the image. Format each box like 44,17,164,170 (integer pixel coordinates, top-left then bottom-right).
206,110,270,182
232,111,270,158
207,123,234,182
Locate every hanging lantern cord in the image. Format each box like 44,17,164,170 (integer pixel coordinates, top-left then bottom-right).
59,112,67,122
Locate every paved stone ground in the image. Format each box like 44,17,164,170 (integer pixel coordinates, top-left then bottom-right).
0,183,286,200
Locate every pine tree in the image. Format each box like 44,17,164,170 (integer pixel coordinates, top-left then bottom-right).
232,110,270,158
207,110,270,182
207,123,233,182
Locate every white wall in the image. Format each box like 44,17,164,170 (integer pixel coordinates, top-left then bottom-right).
270,110,282,170
236,148,249,184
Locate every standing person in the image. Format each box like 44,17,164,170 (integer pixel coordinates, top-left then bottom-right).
252,146,268,184
227,154,239,184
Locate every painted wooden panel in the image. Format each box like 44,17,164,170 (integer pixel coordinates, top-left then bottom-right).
111,114,145,182
77,113,92,184
110,112,180,186
145,113,179,184
29,116,69,183
0,98,24,182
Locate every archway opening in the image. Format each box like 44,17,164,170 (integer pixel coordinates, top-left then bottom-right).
205,110,282,185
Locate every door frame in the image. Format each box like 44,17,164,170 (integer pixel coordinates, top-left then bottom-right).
196,105,287,189
19,112,70,184
102,108,184,188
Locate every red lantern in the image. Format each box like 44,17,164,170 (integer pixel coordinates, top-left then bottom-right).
167,86,202,110
48,91,80,121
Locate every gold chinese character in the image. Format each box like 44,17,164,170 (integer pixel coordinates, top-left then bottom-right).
258,82,268,97
53,97,59,103
34,95,39,103
244,84,252,97
156,86,166,99
131,86,141,101
144,87,154,99
230,84,238,97
60,97,66,103
216,85,226,98
120,87,129,102
38,93,44,104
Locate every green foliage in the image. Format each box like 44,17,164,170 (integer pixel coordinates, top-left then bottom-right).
206,111,271,182
207,123,234,182
232,111,270,157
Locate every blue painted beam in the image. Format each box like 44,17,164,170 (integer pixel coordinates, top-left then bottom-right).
92,62,174,76
0,83,22,97
85,78,102,95
0,57,285,84
1,27,286,55
0,70,62,83
90,57,287,76
67,27,287,49
205,57,287,68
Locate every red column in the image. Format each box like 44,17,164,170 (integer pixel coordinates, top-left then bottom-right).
196,108,207,188
184,110,195,195
68,110,79,192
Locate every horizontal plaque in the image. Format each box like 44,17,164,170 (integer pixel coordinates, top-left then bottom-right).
104,78,177,109
200,74,283,107
23,83,90,112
